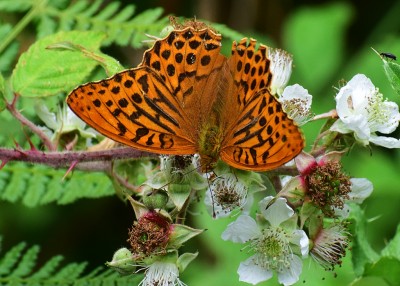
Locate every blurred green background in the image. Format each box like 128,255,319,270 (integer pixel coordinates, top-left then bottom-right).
1,0,400,285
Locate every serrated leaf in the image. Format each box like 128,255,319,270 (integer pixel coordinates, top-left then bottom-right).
381,223,400,259
11,30,106,97
364,257,400,286
348,204,379,276
52,262,87,280
46,41,124,75
382,60,400,96
0,242,26,276
30,255,64,279
10,245,40,277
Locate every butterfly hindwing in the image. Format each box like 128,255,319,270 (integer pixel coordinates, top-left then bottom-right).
67,67,196,154
220,89,304,171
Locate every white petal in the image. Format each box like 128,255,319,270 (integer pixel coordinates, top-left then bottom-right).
259,197,294,226
369,134,400,148
277,255,303,286
290,230,309,257
238,255,273,285
341,114,370,141
221,215,260,243
268,48,293,96
372,101,400,134
334,204,351,218
349,178,373,203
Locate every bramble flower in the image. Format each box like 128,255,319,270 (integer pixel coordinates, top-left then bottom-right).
204,163,265,218
281,152,373,218
139,261,186,286
222,196,309,285
268,48,293,96
280,84,313,125
330,74,400,148
310,221,350,270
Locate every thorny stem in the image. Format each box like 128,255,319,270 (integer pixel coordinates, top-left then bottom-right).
0,147,155,169
6,94,56,151
110,167,141,193
268,174,283,193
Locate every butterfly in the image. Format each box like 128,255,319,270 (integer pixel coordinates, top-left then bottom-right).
67,25,304,172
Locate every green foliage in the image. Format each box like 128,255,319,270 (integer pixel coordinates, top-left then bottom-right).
381,59,400,96
0,22,19,73
0,163,114,207
12,31,105,98
0,239,139,285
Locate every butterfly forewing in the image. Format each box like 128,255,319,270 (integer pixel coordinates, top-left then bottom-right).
67,67,196,154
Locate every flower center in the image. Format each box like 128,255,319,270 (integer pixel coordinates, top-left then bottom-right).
212,175,247,213
250,227,292,271
306,161,351,217
128,212,171,257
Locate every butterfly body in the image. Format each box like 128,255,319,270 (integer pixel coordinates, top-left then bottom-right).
67,26,304,172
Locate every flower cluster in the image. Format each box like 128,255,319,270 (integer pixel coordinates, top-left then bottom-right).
103,27,399,286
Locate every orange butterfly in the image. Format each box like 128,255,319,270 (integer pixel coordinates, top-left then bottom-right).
67,26,304,172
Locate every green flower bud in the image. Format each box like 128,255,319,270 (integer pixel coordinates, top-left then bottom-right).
142,188,169,210
106,247,135,275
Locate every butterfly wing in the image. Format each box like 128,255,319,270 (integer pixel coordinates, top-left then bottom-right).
220,88,304,171
139,28,226,139
219,38,304,171
67,67,196,154
67,27,226,155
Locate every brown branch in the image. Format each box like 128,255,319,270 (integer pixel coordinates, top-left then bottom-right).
6,94,57,151
0,147,157,169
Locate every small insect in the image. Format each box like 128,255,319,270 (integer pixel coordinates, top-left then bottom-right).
380,52,397,61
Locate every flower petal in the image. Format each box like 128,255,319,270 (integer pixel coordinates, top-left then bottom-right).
238,255,273,285
349,178,373,203
259,197,294,227
290,230,309,257
277,255,303,286
369,134,400,148
221,215,260,243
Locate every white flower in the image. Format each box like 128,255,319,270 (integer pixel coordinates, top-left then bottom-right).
280,84,313,125
204,173,250,218
222,196,309,286
330,74,400,148
268,48,293,96
139,261,186,286
310,222,350,270
334,178,373,218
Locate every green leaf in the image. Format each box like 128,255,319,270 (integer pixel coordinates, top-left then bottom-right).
11,30,106,97
10,245,40,277
364,257,400,286
381,224,400,259
348,204,380,276
382,60,400,96
0,242,26,276
46,40,124,76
